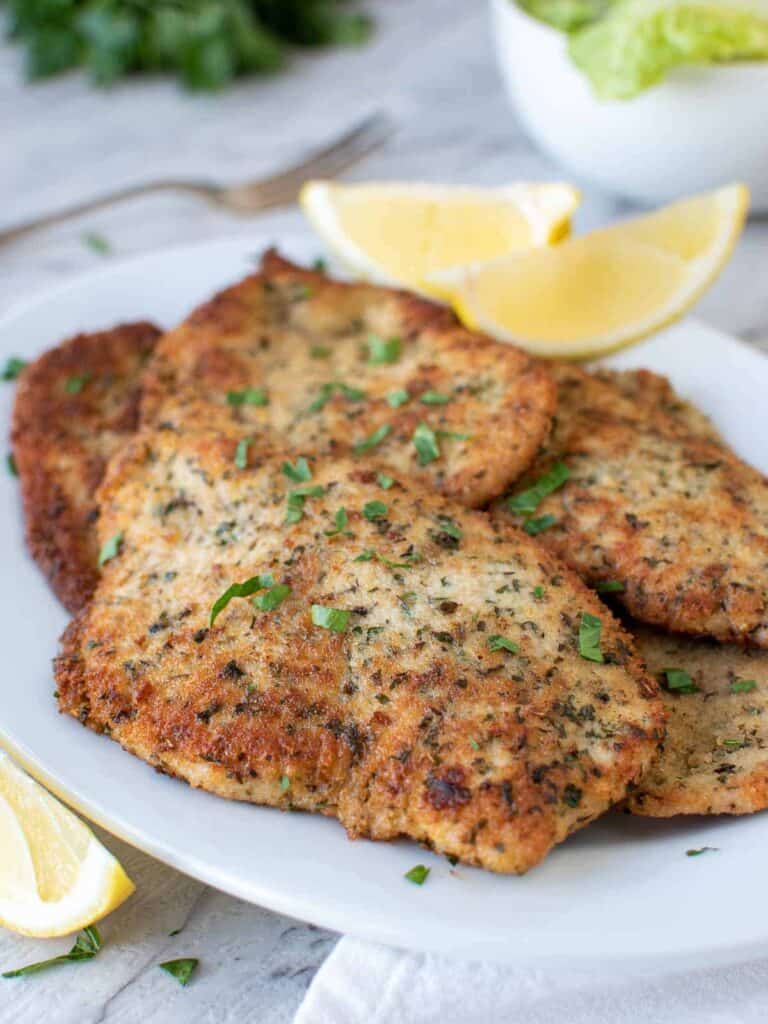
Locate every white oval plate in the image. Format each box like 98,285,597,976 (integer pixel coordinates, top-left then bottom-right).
2,233,768,969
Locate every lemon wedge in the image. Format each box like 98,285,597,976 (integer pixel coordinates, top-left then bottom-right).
0,749,134,937
429,184,748,359
299,180,580,291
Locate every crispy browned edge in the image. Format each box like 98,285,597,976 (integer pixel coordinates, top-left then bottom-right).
11,322,161,612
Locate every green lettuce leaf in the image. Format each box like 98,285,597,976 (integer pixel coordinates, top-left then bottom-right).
569,1,768,99
515,0,616,31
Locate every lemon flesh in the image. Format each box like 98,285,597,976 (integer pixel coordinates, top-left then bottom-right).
0,750,134,937
300,181,580,291
431,184,748,359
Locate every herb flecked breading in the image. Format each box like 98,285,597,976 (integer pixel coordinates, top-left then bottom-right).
492,361,768,647
138,250,556,508
627,623,768,817
54,434,664,874
11,322,161,612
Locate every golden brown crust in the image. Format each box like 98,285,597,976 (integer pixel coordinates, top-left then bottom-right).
11,322,161,612
55,431,663,873
492,363,768,647
627,624,768,816
140,250,556,508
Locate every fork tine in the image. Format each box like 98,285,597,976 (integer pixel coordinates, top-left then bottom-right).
223,112,394,211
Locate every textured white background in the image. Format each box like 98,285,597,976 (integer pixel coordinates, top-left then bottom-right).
2,1,768,1020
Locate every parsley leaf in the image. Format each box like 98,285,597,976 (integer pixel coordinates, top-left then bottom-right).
436,516,462,541
98,531,123,567
386,388,410,408
488,634,519,654
308,381,365,412
282,457,312,483
310,344,331,359
210,574,274,626
578,612,604,663
507,462,570,515
662,668,699,694
731,679,757,694
286,484,325,524
227,387,268,407
523,514,557,535
404,864,430,885
686,847,718,857
280,774,291,791
65,373,90,394
367,334,401,365
532,585,544,599
596,580,625,594
235,437,252,469
7,453,18,477
413,422,440,465
253,583,291,611
363,500,387,521
377,473,395,489
420,390,450,405
159,958,198,987
325,507,351,537
3,925,101,978
2,357,27,381
311,604,350,632
353,424,391,454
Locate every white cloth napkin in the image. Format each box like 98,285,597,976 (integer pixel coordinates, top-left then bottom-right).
295,937,768,1024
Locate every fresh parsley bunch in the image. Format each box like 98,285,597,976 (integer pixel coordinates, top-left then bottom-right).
2,0,371,90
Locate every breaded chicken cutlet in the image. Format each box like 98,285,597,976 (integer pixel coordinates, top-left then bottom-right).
492,362,768,648
55,430,664,873
11,322,161,612
628,625,768,816
139,250,556,509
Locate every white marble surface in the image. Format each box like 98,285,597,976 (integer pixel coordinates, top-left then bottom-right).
2,1,768,1020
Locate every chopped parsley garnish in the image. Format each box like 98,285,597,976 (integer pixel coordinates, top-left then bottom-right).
311,604,350,632
596,580,626,594
686,847,718,857
159,958,198,987
721,738,743,749
309,381,365,412
404,864,430,885
282,457,312,483
507,462,570,516
353,548,414,571
523,514,558,535
310,344,331,359
286,484,325,524
3,925,101,978
578,613,604,663
532,585,544,599
234,437,252,469
82,231,111,255
226,387,268,407
98,531,123,567
413,422,440,465
420,390,450,405
469,738,480,751
65,373,90,394
367,334,401,365
377,472,395,489
312,257,327,273
386,388,410,408
325,508,351,537
210,573,274,626
363,500,387,521
280,774,291,791
353,423,391,454
488,634,519,654
6,453,17,477
662,668,699,694
437,516,462,541
2,357,26,381
253,583,291,611
562,784,582,808
436,430,471,441
731,679,757,694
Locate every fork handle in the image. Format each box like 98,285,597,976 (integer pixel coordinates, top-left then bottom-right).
0,179,219,246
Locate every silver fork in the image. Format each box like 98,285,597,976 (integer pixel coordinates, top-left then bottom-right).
1,112,393,247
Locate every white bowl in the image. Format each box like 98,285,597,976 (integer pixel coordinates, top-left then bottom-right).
490,0,768,211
